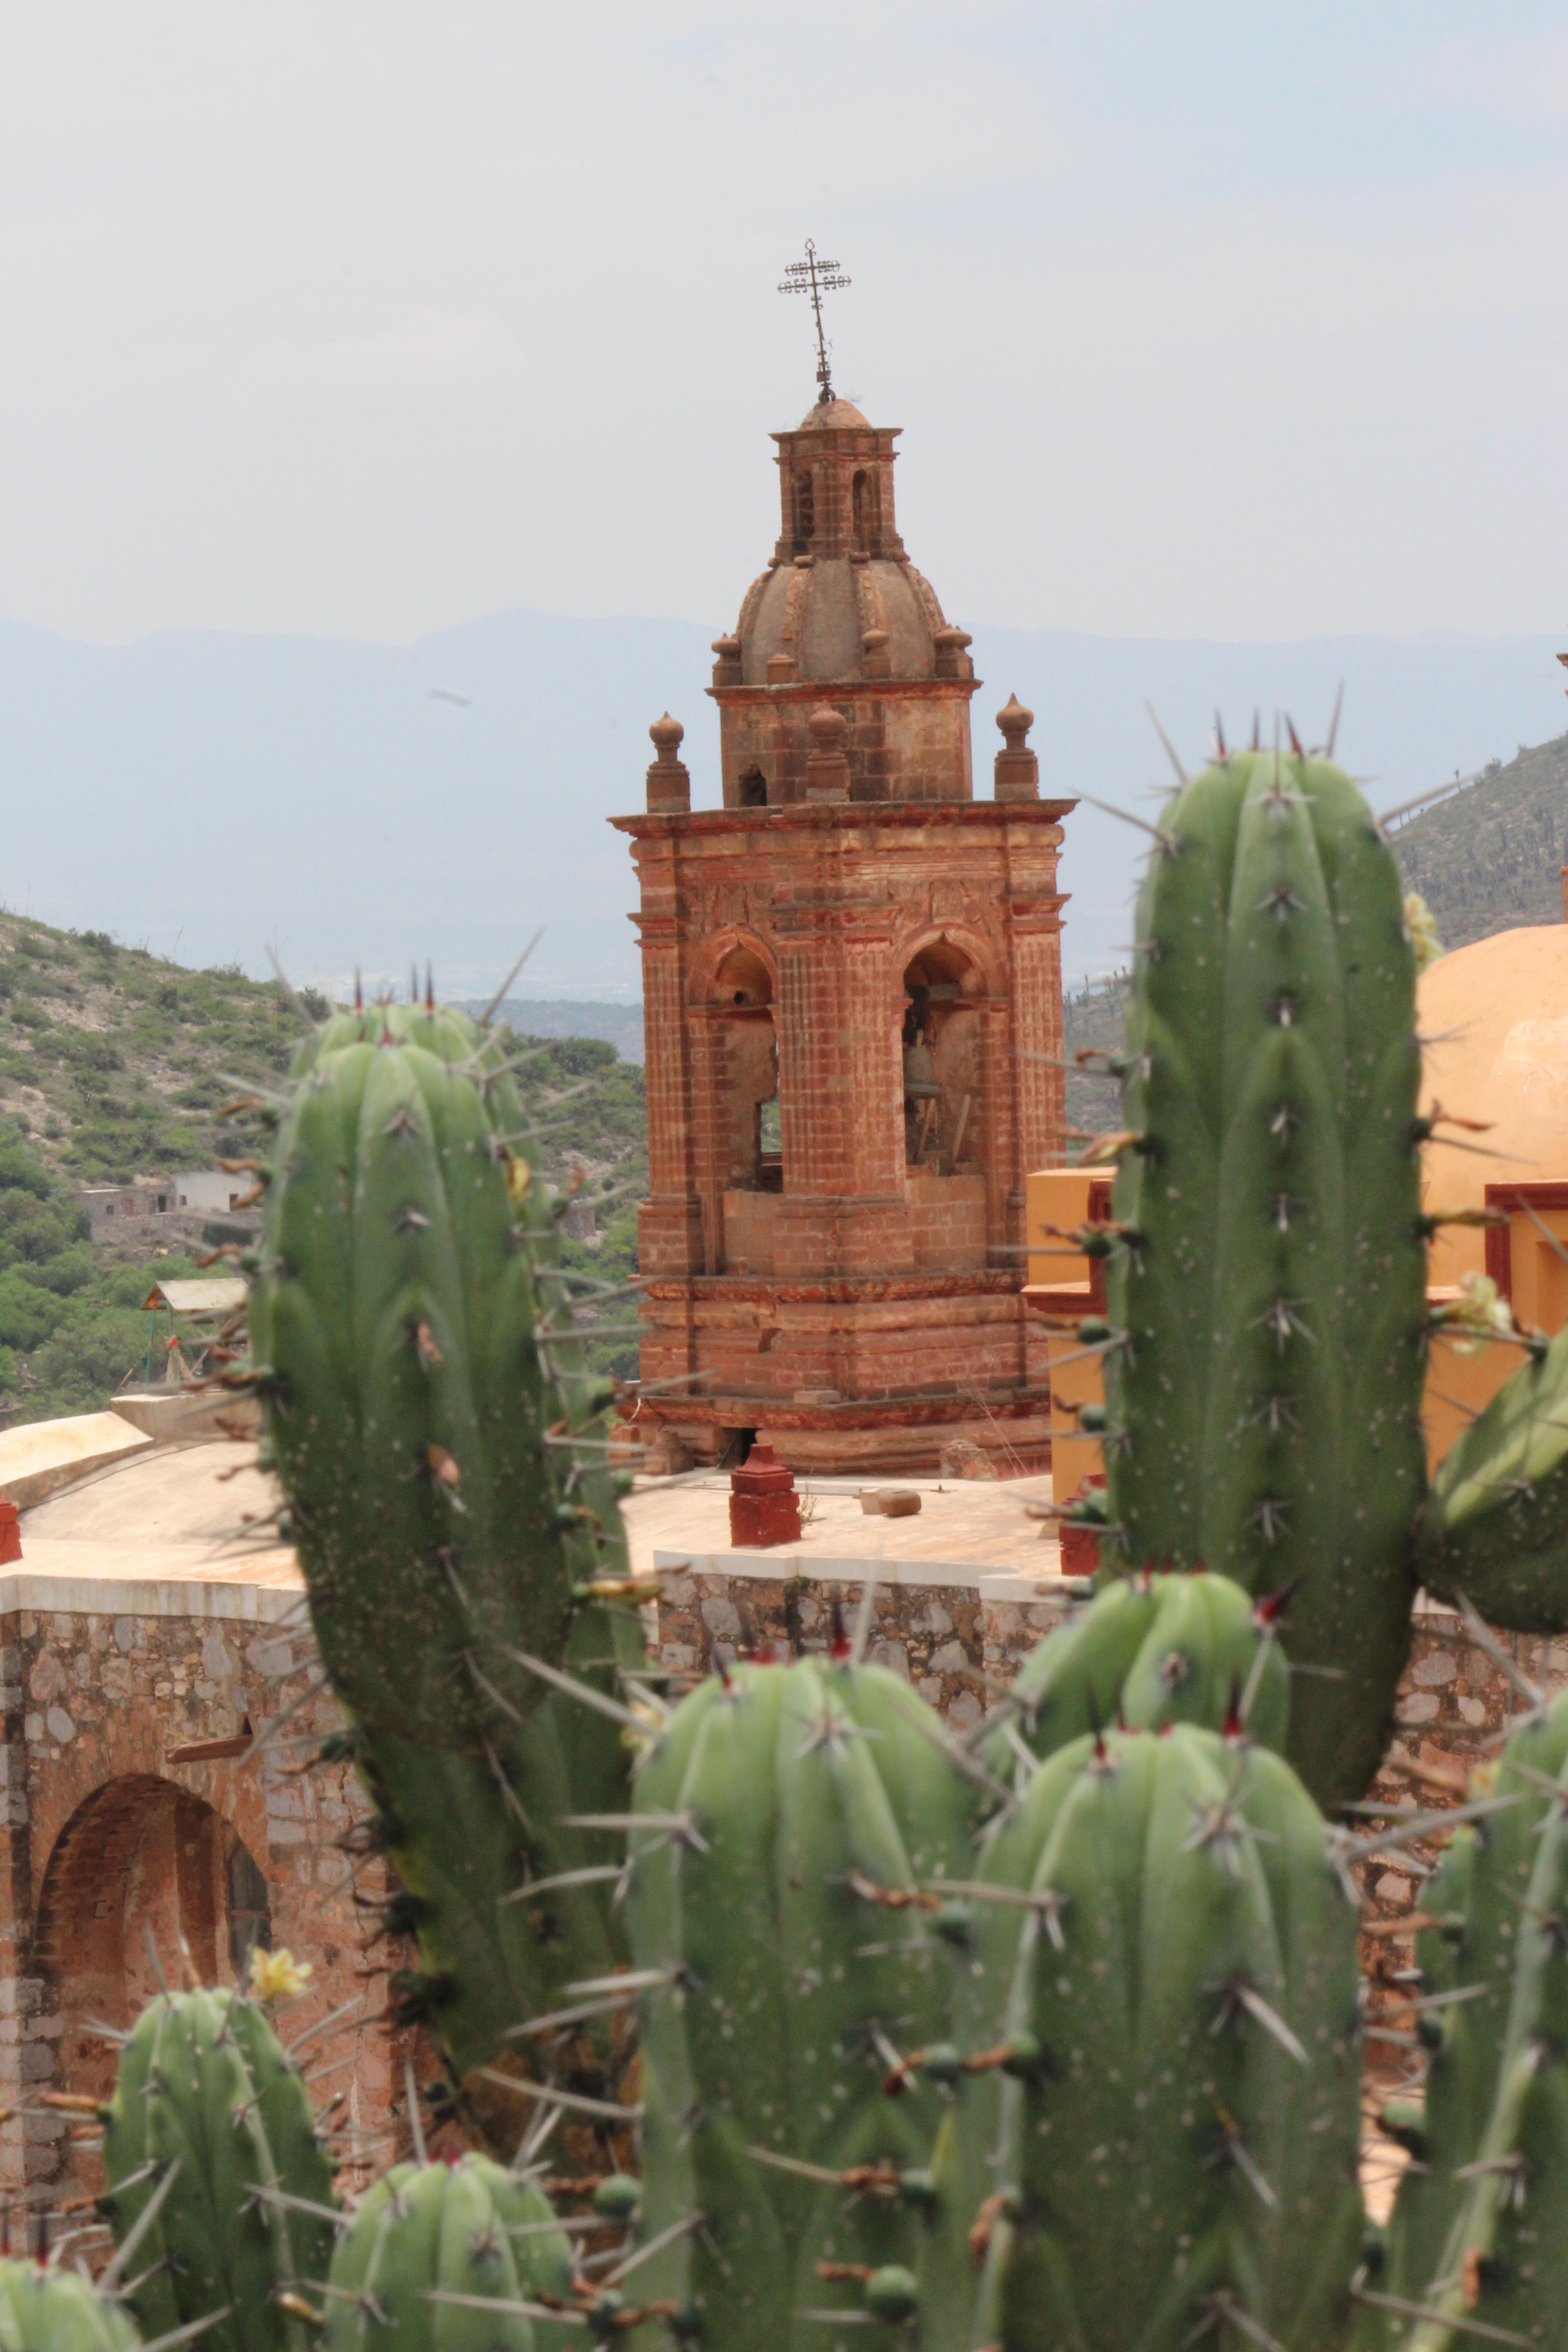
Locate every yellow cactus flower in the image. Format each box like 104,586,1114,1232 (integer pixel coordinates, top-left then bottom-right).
1441,1270,1516,1356
1403,892,1443,973
247,1946,314,2005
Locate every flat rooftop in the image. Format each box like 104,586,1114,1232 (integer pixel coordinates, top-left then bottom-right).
1,1417,1067,1618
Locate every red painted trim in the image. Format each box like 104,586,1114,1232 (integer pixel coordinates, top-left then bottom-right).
1483,1182,1568,1302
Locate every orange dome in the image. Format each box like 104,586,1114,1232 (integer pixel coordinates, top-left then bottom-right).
1417,924,1568,1289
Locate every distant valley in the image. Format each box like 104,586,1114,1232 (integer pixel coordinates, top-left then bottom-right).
5,608,1565,1000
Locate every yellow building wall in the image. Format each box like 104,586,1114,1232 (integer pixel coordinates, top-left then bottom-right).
1025,1166,1568,1496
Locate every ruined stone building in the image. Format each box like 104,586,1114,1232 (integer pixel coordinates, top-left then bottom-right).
616,391,1078,1475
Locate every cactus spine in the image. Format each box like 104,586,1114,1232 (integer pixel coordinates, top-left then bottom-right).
100,1987,336,2352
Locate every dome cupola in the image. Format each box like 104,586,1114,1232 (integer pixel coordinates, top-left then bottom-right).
709,396,979,807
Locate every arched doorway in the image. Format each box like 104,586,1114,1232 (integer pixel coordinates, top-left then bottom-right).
35,1777,271,2106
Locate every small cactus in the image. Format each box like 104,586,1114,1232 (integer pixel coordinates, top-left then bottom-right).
323,2156,571,2352
100,1986,337,2352
0,2259,142,2352
983,1567,1289,1785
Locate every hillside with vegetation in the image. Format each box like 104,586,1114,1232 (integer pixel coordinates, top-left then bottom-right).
0,914,647,1422
1389,728,1568,948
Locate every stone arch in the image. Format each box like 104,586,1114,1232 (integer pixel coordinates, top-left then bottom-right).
697,935,781,1192
897,926,1004,1182
691,925,780,1005
34,1775,272,2111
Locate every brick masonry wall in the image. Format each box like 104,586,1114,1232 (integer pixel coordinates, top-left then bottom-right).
617,802,1071,1473
0,1595,404,2204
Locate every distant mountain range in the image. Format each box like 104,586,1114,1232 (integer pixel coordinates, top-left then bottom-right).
469,997,647,1063
3,608,1564,997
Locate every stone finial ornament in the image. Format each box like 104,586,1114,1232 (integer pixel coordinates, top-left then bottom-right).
646,711,691,813
805,704,851,804
994,692,1040,804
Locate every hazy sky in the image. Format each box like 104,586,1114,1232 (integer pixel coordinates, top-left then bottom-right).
5,3,1568,649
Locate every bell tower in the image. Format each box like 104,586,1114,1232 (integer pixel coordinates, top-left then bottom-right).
613,393,1077,1476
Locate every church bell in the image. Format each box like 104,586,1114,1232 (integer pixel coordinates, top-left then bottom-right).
902,1043,941,1100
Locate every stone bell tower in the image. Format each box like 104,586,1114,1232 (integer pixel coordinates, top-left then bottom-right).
612,393,1077,1476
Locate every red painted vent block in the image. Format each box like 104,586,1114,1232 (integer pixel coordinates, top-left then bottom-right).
729,1442,802,1549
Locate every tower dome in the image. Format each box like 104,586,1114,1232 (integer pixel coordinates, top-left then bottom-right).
707,396,978,805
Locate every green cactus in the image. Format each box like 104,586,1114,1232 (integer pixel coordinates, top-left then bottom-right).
1417,1319,1568,1628
1089,742,1568,1810
0,2260,142,2352
248,1023,644,2090
623,1655,978,2349
1099,746,1430,1809
99,1987,337,2352
982,1567,1289,1785
249,1033,621,1744
949,1723,1364,2352
323,2154,581,2352
1365,1685,1568,2350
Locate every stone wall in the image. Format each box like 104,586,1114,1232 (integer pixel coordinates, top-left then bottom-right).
655,1565,1073,1723
654,1569,1561,2059
0,1581,402,2203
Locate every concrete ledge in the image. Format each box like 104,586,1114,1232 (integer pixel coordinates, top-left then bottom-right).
109,1393,258,1441
652,1545,1066,1603
0,1415,154,1509
0,1572,306,1625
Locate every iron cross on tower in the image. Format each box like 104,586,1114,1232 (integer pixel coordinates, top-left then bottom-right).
778,239,851,406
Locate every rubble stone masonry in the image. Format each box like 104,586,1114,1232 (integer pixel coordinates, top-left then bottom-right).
0,1580,397,2203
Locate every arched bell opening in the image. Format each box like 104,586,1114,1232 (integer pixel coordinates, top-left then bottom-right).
851,469,872,551
902,942,984,1176
35,1775,272,2114
711,944,782,1193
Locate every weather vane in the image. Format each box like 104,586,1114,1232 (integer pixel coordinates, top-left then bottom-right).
778,239,850,406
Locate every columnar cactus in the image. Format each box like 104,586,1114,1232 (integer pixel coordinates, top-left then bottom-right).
1100,747,1429,1807
100,1987,337,2352
960,1723,1363,2352
247,1016,643,2086
1366,1683,1568,2349
983,1566,1289,1783
1092,747,1568,1808
624,1655,977,2348
323,2156,580,2352
0,2261,142,2352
